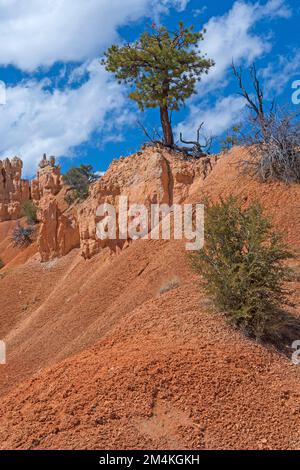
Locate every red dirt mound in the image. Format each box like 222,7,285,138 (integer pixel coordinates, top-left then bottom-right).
0,147,300,450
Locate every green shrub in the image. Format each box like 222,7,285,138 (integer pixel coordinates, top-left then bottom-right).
220,124,241,152
63,164,97,205
0,258,4,270
22,200,38,224
191,197,293,341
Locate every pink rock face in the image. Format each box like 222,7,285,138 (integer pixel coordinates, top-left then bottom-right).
33,155,79,261
0,150,217,261
38,195,80,262
31,155,62,201
78,148,218,259
0,157,30,221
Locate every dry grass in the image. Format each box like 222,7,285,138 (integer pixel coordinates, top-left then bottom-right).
159,277,180,295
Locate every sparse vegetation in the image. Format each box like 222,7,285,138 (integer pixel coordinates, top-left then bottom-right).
63,164,97,205
12,222,34,247
159,277,180,295
0,258,4,270
102,22,214,150
220,125,241,152
191,197,293,341
232,62,300,182
245,110,300,183
22,200,38,224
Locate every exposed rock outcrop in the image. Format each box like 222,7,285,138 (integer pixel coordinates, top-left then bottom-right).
0,149,218,261
34,155,79,261
0,157,30,222
31,154,62,202
78,148,218,259
38,195,80,262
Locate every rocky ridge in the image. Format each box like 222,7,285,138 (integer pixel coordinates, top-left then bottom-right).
0,149,218,262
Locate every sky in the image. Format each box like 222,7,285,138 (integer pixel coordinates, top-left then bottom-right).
0,0,299,177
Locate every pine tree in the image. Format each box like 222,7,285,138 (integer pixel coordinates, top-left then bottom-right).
102,22,214,148
63,164,97,205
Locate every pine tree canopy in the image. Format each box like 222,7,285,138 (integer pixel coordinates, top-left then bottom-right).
102,22,214,112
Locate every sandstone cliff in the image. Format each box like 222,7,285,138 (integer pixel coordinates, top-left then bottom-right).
36,148,217,261
0,157,30,222
2,146,299,264
78,148,218,259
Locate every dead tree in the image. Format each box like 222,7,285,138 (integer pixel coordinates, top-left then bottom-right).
179,122,212,158
232,62,300,182
137,120,164,148
231,61,277,141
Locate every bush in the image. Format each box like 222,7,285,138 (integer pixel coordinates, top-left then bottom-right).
0,258,4,270
191,197,293,340
22,200,38,224
63,164,97,205
220,125,241,152
231,63,300,183
12,222,34,247
244,111,300,183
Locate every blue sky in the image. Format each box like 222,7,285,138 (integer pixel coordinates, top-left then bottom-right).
0,0,299,177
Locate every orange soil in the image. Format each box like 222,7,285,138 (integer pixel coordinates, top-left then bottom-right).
0,219,38,270
0,150,300,450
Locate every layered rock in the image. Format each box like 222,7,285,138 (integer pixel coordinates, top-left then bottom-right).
38,195,80,262
31,154,62,201
0,149,217,261
0,157,30,221
78,147,218,259
34,155,80,261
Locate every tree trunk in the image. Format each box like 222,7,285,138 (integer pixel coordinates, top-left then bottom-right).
160,106,174,148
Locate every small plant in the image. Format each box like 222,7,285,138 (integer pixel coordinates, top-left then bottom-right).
0,258,4,270
159,277,180,295
191,197,293,341
22,200,38,224
64,164,97,205
12,222,34,247
220,125,241,152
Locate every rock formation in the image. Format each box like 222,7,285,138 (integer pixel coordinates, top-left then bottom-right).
78,147,218,259
38,195,80,262
0,149,218,261
31,154,62,202
34,154,79,262
0,157,30,222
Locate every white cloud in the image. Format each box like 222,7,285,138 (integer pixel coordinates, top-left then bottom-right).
176,95,245,142
0,61,134,176
193,6,208,18
178,0,292,139
0,0,189,71
198,0,291,93
261,49,300,95
256,0,292,18
0,0,292,172
0,0,189,175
